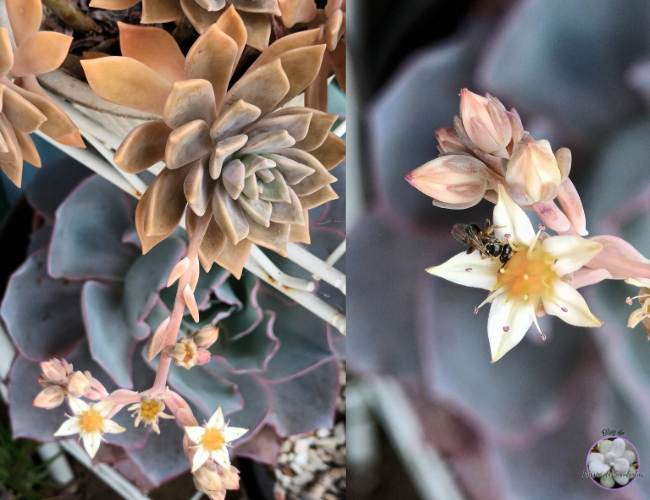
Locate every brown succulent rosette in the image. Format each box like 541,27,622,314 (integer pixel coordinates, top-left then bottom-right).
81,6,345,278
0,0,84,187
89,0,281,50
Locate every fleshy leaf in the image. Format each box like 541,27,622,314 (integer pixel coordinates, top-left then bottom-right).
216,311,278,372
49,176,140,281
82,281,138,388
81,57,173,116
222,59,289,115
114,121,172,174
123,238,186,339
216,272,263,339
118,22,186,82
6,0,42,46
1,249,85,360
266,359,339,436
257,285,333,380
11,32,72,77
27,157,92,221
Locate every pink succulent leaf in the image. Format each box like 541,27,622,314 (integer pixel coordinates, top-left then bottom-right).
1,248,85,360
25,158,92,222
257,285,334,380
265,358,339,437
48,176,140,281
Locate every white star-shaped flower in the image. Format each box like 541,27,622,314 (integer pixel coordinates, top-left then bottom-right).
184,407,248,472
427,185,603,361
54,397,126,458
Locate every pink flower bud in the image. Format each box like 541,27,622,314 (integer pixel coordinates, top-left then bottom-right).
220,464,241,490
67,371,91,398
194,463,224,494
405,155,489,209
33,385,66,408
192,325,219,349
504,134,562,204
196,348,211,365
459,89,512,158
436,126,470,154
40,358,72,383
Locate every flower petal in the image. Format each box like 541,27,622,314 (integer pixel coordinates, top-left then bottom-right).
54,417,81,436
426,251,501,290
119,22,186,82
68,396,89,415
208,407,224,428
185,425,206,444
93,400,114,418
103,419,127,434
487,293,535,362
211,447,230,468
81,57,173,116
83,432,102,458
543,236,603,277
541,278,602,328
493,185,536,248
192,447,210,472
223,426,247,442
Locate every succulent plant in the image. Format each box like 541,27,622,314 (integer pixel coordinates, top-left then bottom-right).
0,0,83,187
349,0,650,498
3,158,342,490
80,7,345,279
89,0,282,51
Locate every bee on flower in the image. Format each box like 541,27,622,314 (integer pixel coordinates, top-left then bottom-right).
128,395,174,434
427,185,604,361
54,397,126,458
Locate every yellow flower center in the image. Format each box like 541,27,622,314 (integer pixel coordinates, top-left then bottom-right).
183,342,196,365
200,427,226,451
497,244,556,300
80,409,103,434
140,399,163,421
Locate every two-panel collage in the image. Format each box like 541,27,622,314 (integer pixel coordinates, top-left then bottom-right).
1,0,650,499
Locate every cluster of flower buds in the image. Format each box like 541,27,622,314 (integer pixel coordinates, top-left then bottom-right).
193,461,241,500
33,359,93,409
166,325,219,369
406,89,586,234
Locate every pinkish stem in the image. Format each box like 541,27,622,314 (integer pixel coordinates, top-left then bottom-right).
151,213,211,394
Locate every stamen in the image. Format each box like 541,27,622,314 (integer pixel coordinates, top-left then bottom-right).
527,230,542,259
465,268,472,272
523,294,529,301
561,307,568,313
523,274,529,280
538,224,546,231
503,326,509,332
474,306,479,315
626,297,634,305
504,233,511,239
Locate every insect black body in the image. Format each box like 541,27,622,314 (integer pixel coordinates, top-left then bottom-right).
451,219,513,265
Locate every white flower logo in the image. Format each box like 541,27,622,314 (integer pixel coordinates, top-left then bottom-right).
588,438,638,488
